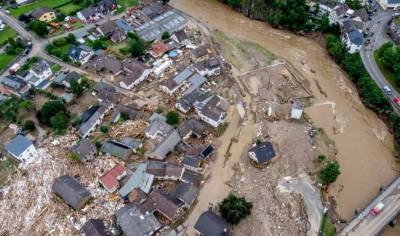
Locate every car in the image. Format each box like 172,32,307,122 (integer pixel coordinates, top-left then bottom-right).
5,10,10,14
383,85,392,95
394,97,400,106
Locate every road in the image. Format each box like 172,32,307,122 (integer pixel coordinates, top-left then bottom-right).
339,177,400,236
0,10,132,96
360,6,400,112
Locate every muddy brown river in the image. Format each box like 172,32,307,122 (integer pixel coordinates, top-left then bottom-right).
172,0,398,220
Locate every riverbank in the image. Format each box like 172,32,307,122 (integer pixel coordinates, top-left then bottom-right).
171,0,398,221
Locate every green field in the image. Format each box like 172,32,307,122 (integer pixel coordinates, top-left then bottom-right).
374,50,400,93
116,0,139,14
56,2,82,15
10,0,72,17
0,27,17,46
319,213,336,236
0,54,17,72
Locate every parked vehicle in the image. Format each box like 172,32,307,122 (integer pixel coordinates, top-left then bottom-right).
9,63,21,74
394,97,400,106
383,85,392,95
371,202,384,216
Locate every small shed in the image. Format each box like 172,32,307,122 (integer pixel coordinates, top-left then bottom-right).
291,100,304,120
52,175,91,210
248,142,276,165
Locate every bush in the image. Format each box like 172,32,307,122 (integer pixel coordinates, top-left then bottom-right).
28,20,49,37
50,111,69,134
161,31,170,40
23,120,36,132
95,140,102,150
37,100,67,126
166,111,179,125
319,161,340,185
100,125,109,133
219,193,253,225
120,111,129,121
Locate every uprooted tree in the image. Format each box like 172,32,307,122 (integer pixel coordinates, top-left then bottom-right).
219,193,253,225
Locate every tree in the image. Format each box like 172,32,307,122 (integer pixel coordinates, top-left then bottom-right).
319,161,341,184
219,193,253,225
129,40,146,57
56,13,66,22
94,140,102,150
50,111,69,133
91,39,107,50
345,0,363,10
37,100,67,125
166,111,179,125
120,111,129,121
224,0,241,8
28,20,49,37
66,33,77,45
161,31,170,40
23,120,36,132
70,79,84,97
100,125,109,133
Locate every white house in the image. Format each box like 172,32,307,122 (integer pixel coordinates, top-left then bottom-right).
329,4,349,25
194,58,221,77
159,68,194,95
69,45,94,65
78,100,114,138
291,100,304,120
194,94,227,128
342,19,364,53
29,59,53,82
5,135,37,162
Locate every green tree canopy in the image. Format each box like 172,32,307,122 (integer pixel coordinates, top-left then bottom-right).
219,193,253,225
28,20,49,37
319,161,341,184
166,111,179,125
70,79,84,97
37,100,67,125
23,120,36,132
50,111,69,133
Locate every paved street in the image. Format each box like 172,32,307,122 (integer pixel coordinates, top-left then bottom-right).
360,6,400,112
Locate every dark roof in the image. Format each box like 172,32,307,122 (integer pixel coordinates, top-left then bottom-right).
191,45,209,58
81,105,100,124
80,7,96,18
111,104,137,123
173,183,199,206
141,2,164,19
194,210,231,236
69,45,93,61
333,3,348,16
31,7,54,18
52,175,91,210
343,19,363,33
5,135,33,157
178,118,205,138
182,155,201,168
201,144,214,159
139,190,183,221
347,30,364,45
181,169,202,186
82,219,111,236
174,29,188,43
248,142,276,164
94,82,119,103
31,59,51,75
72,139,96,161
98,21,116,35
353,9,368,22
176,89,209,111
84,55,122,75
102,140,132,159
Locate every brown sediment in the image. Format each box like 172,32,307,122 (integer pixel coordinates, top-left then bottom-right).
172,0,398,220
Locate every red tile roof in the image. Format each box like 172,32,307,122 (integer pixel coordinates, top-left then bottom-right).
150,41,169,58
99,165,127,191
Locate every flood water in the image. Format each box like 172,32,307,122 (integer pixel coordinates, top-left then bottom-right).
172,0,398,220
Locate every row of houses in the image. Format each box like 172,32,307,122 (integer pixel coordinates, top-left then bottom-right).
0,59,55,97
329,3,369,53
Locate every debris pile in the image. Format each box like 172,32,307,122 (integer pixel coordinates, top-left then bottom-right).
0,133,123,235
109,120,148,139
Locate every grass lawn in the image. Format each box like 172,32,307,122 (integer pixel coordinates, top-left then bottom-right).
51,63,62,72
0,158,16,187
56,2,82,16
116,0,139,14
0,27,17,46
319,213,336,236
60,44,72,55
109,40,129,58
374,50,400,93
0,54,17,72
10,0,72,17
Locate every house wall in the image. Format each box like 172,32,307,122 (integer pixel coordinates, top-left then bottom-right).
14,145,37,162
197,112,225,128
119,69,152,90
343,36,361,54
175,103,190,113
30,67,53,81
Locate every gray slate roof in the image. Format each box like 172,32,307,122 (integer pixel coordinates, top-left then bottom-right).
102,140,132,159
31,7,54,18
119,163,154,198
5,135,33,157
194,210,231,236
173,183,199,206
347,30,364,45
52,175,91,210
178,118,205,138
72,138,96,161
148,130,181,160
116,205,161,236
82,219,111,236
248,142,276,164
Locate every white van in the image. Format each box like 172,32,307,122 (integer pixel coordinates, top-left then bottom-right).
383,85,392,95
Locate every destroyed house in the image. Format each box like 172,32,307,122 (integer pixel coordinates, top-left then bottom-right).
94,82,119,103
99,165,127,193
111,104,137,123
119,59,152,90
139,189,185,222
181,155,201,173
194,57,221,77
116,205,161,236
72,138,97,162
194,94,227,128
52,175,91,210
145,113,173,140
0,75,31,97
119,163,155,199
146,161,184,181
172,29,190,46
181,168,202,186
